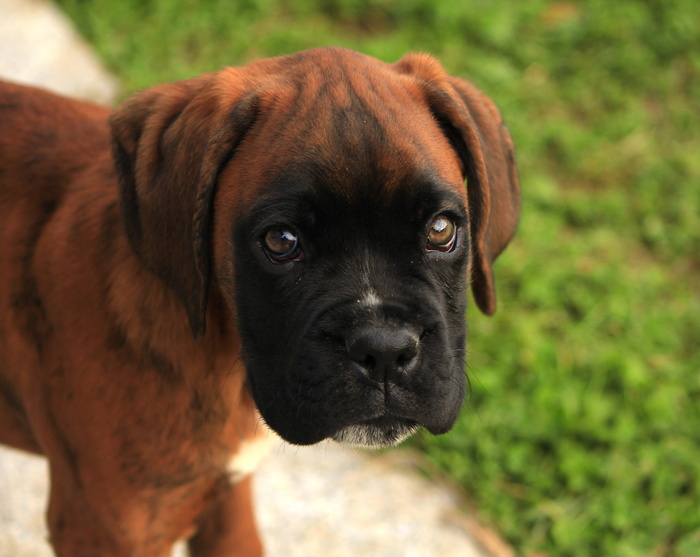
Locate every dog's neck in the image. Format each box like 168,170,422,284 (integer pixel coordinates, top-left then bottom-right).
100,218,264,457
102,198,244,398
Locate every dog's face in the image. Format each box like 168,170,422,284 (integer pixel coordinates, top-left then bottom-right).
111,47,520,447
231,142,469,446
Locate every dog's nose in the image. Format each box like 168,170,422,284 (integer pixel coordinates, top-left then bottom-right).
346,327,419,383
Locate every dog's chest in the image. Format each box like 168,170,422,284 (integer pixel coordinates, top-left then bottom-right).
226,426,279,482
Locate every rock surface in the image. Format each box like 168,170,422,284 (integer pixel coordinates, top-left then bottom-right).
0,0,118,104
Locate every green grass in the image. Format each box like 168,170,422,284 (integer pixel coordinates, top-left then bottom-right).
56,1,700,555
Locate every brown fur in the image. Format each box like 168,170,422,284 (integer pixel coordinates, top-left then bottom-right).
0,47,519,556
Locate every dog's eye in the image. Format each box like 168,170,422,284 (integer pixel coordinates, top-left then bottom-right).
426,215,456,252
263,227,303,263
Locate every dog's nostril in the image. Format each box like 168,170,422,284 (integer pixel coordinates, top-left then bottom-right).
360,354,377,370
346,327,419,382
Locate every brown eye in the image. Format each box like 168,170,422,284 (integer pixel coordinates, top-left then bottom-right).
263,227,303,263
427,215,456,252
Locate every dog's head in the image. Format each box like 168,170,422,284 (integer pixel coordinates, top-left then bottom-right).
110,47,520,447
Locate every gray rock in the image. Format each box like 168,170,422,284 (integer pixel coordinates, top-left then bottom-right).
0,0,118,104
255,442,487,557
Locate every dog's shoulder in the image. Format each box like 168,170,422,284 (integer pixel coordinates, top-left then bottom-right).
0,80,112,197
0,79,109,121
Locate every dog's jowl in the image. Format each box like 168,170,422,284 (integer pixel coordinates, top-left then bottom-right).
0,47,520,556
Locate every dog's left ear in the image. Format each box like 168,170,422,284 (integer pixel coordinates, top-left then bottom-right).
394,54,521,315
110,72,259,338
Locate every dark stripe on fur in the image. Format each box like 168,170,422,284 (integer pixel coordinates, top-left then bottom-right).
11,198,59,355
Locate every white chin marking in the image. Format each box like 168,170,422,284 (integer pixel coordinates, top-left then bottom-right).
332,422,419,448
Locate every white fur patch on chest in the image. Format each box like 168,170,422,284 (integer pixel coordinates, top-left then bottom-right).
226,427,279,483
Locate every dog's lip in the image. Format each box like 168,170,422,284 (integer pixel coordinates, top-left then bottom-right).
357,415,417,430
330,415,420,447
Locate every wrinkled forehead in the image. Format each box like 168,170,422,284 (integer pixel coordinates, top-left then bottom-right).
252,161,466,224
273,62,463,183
220,53,466,216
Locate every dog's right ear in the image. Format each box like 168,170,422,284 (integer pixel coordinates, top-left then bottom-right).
110,72,259,338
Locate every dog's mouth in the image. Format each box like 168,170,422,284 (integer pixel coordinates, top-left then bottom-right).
331,416,419,448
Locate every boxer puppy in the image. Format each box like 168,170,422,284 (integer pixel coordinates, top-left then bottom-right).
0,47,520,556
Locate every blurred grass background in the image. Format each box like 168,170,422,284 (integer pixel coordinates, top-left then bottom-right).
55,0,699,555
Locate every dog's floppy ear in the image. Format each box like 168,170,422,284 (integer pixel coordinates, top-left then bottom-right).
110,72,259,338
394,54,521,315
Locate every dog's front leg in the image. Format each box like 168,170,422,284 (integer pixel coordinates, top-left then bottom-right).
188,475,263,557
46,478,172,557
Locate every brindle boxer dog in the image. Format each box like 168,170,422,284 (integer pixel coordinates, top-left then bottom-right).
0,47,520,556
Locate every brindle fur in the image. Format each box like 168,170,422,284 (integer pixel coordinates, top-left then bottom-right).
0,47,519,556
